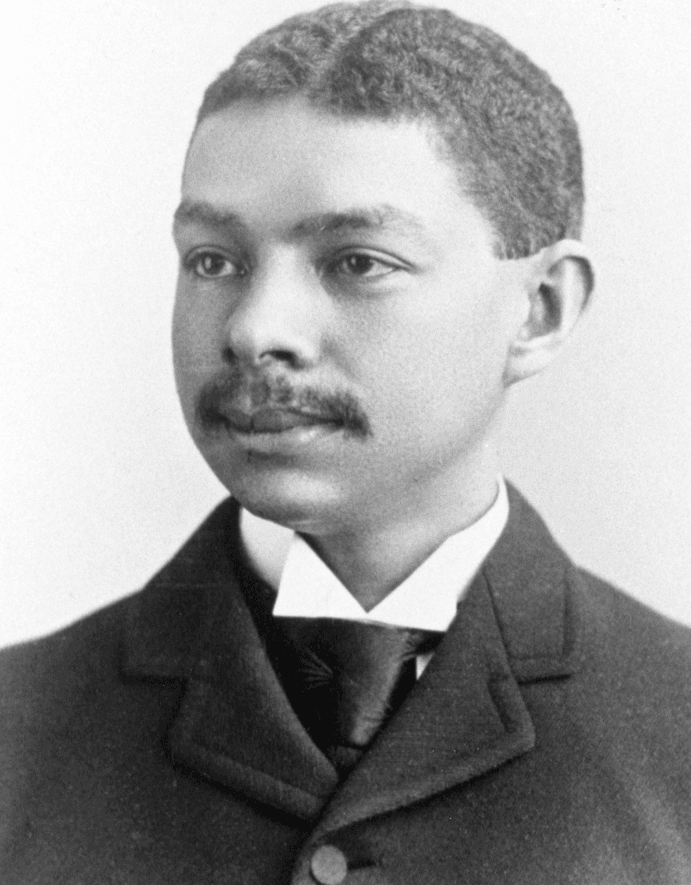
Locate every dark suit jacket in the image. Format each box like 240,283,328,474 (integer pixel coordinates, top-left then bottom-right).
1,487,690,884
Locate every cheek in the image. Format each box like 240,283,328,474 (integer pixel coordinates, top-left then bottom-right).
171,297,218,427
171,286,224,380
170,301,187,371
171,304,195,397
357,291,508,424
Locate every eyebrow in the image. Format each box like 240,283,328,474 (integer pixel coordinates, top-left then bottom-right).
173,199,429,243
173,200,249,234
291,205,428,240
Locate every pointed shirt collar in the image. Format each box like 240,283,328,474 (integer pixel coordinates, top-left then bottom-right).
240,477,509,631
122,484,583,822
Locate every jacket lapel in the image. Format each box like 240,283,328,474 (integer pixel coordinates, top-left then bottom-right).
314,485,584,833
166,585,339,820
121,487,583,828
481,485,583,683
314,569,536,835
121,499,339,820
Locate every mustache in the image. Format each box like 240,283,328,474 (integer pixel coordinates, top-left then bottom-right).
195,372,372,440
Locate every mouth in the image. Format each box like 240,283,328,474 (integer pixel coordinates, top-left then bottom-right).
195,374,373,444
220,406,341,435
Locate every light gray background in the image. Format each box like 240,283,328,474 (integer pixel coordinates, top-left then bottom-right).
2,0,690,647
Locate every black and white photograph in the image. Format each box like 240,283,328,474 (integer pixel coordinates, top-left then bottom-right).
1,1,690,881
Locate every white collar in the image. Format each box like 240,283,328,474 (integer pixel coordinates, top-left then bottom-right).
239,478,509,632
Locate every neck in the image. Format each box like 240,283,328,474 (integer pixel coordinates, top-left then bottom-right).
306,466,500,611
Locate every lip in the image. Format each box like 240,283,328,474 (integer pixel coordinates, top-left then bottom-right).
222,406,340,434
221,415,343,458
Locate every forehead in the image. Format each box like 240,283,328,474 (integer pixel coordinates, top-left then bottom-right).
180,97,495,251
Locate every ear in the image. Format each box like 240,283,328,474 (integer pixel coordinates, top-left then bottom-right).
504,240,594,387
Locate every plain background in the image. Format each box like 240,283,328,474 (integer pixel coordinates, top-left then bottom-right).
1,0,690,647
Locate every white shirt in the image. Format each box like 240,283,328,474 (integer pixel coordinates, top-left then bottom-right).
240,477,509,642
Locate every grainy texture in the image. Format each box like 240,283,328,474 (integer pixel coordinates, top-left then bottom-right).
1,487,690,883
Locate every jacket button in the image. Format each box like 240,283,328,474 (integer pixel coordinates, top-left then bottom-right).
310,844,348,884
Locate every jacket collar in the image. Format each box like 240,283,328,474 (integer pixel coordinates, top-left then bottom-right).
121,500,339,818
121,485,583,825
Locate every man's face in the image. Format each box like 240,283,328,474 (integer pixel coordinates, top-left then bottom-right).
173,98,525,536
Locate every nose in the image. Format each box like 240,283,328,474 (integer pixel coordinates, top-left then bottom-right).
223,255,322,370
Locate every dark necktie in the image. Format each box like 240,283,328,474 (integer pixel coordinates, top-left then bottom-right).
234,550,442,773
271,617,442,772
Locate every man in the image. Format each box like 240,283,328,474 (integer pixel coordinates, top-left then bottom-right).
1,2,690,882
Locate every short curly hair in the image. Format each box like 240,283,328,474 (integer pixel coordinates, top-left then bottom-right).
197,0,583,259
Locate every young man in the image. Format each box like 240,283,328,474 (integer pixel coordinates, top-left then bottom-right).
1,2,690,882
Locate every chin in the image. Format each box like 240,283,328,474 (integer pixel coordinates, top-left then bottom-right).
211,462,350,534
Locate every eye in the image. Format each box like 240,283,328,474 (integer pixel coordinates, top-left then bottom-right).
185,249,245,279
329,252,399,280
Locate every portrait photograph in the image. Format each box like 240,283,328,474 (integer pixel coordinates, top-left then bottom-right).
1,1,690,882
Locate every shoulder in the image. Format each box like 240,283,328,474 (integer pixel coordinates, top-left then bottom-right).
496,485,691,745
0,496,241,711
570,566,691,716
502,483,691,667
0,595,133,724
516,561,691,811
573,565,691,670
